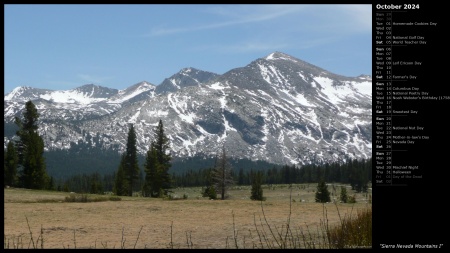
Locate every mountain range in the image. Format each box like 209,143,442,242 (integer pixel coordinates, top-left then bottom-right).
4,51,372,166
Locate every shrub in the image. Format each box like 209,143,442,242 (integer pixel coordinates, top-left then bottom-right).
109,196,122,201
327,206,372,248
65,194,88,202
202,186,217,200
348,195,357,203
64,193,121,203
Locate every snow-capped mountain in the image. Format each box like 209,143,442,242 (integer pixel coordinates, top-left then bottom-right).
6,84,118,104
4,82,157,122
4,52,372,165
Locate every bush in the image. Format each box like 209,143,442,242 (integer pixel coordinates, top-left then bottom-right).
202,186,217,200
64,193,121,202
327,206,372,248
65,193,89,202
109,196,122,201
164,193,188,201
348,195,357,204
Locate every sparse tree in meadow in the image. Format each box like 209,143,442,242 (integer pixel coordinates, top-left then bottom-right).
153,119,172,191
340,186,348,203
202,168,217,199
250,171,265,201
124,124,140,196
14,100,49,189
211,146,234,200
143,119,172,197
143,144,159,197
315,180,331,203
113,154,128,196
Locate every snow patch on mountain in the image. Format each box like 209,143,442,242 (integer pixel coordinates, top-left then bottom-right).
109,81,155,104
40,90,106,104
314,76,347,104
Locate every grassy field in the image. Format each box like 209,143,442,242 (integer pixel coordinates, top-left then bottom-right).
4,183,372,249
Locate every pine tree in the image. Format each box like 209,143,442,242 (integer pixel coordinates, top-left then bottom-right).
211,146,234,200
4,141,19,187
113,154,128,196
124,124,140,196
250,171,265,201
143,144,159,197
14,101,49,189
202,168,217,199
155,120,172,192
143,119,172,197
340,186,348,203
315,180,331,203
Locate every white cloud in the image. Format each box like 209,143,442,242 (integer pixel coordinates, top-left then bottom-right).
147,4,309,36
146,4,371,37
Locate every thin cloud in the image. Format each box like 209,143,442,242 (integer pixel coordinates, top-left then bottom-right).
145,5,370,37
146,5,308,36
190,32,343,54
203,5,307,24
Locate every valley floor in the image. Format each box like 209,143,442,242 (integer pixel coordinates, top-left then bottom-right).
4,184,371,249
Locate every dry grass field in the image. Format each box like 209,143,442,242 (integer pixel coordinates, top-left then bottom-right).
4,184,372,249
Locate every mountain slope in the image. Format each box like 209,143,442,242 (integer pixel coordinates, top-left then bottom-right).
4,52,371,166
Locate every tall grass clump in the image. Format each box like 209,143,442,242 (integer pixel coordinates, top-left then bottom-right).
4,217,45,249
325,203,372,248
231,190,372,249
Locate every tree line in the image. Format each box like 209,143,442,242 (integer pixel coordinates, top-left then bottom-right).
53,157,371,195
171,158,371,193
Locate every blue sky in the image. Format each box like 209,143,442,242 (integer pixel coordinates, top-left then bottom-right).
4,4,372,94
